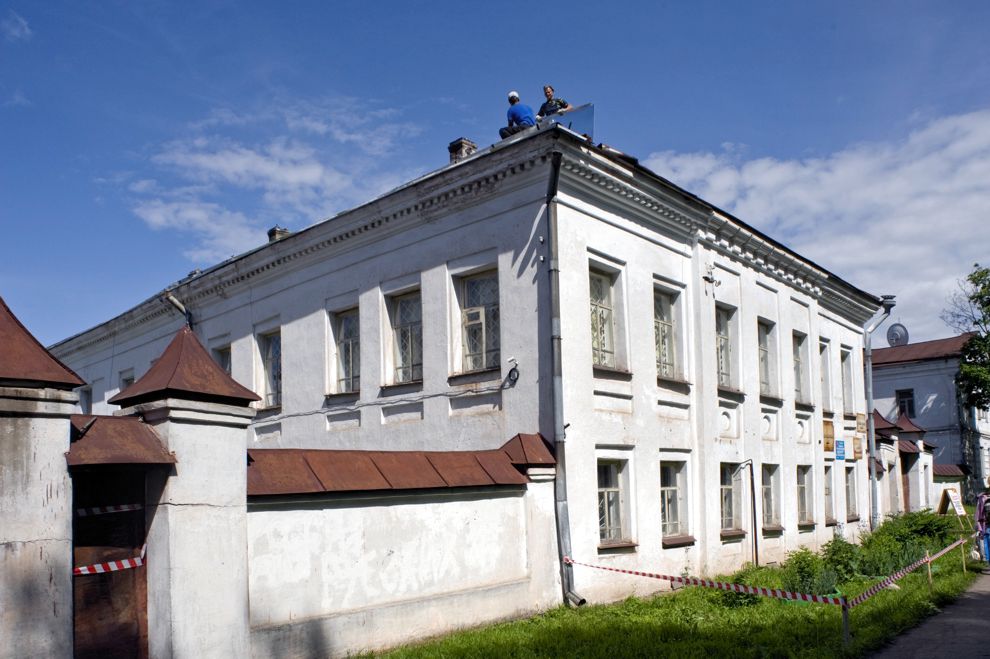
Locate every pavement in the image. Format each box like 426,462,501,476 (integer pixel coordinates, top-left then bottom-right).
870,568,990,658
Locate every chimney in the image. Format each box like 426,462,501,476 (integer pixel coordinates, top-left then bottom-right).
448,137,477,164
267,226,291,242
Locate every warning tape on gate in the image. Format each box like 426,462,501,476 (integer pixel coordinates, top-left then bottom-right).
73,545,147,576
563,556,846,606
847,535,972,608
75,503,143,517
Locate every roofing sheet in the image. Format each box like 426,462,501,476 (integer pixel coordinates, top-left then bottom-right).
895,413,925,434
247,433,551,496
933,464,970,478
67,415,175,467
873,334,974,366
872,410,899,432
109,326,260,408
897,440,920,454
0,295,84,389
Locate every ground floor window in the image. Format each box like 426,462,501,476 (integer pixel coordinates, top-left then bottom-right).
598,461,628,545
846,465,858,519
796,465,814,525
660,461,687,537
761,464,780,528
824,465,834,522
720,463,742,531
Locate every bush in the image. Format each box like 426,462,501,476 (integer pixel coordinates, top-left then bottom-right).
822,536,860,583
859,531,903,576
781,548,838,595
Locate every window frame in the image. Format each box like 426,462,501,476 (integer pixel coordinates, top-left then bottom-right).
757,319,777,396
796,465,814,525
388,291,423,384
660,461,687,538
258,330,282,408
896,388,916,418
819,340,832,412
845,465,858,519
332,308,361,393
597,459,631,546
840,347,854,414
793,332,809,403
824,464,835,522
715,306,736,390
212,345,232,376
761,463,781,528
654,289,678,380
589,269,617,369
719,462,742,531
456,270,500,373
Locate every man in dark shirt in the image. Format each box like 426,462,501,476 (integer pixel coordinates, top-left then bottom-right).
537,85,572,120
499,91,536,139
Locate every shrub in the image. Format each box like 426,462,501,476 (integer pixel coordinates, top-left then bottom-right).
781,548,838,595
859,532,903,576
822,535,860,583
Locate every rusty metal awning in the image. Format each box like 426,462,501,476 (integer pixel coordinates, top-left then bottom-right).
67,415,175,467
247,433,554,497
933,464,970,478
897,439,920,454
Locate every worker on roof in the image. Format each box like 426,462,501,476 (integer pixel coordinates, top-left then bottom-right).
499,90,536,140
536,84,572,120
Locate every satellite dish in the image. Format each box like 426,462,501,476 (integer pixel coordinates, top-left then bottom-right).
887,323,909,347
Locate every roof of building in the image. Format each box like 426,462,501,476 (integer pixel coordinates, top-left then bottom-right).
873,333,975,367
872,410,899,435
898,439,919,454
933,464,970,478
895,413,925,434
247,433,554,496
50,125,879,354
108,326,260,408
66,414,176,467
0,295,84,389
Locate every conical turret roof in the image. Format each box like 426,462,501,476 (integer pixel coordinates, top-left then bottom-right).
0,295,84,389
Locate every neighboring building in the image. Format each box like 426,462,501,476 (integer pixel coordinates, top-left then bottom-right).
872,333,990,498
36,124,881,653
871,410,936,516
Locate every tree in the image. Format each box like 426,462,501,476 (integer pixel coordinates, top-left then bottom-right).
942,264,990,410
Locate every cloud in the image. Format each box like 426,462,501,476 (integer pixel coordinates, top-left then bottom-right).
133,200,267,262
644,110,990,341
2,90,30,107
1,11,32,42
126,96,425,263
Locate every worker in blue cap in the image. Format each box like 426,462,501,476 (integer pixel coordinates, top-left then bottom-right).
499,90,536,140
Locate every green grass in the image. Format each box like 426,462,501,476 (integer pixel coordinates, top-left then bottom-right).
372,555,979,658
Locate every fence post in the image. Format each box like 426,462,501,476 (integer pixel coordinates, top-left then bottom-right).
961,540,967,573
841,597,850,648
925,550,933,594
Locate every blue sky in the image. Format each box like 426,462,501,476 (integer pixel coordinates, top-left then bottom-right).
2,1,989,345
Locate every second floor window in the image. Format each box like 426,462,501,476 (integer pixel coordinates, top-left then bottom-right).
335,310,360,393
896,389,916,418
819,341,832,411
213,346,231,376
260,331,282,408
391,292,423,383
654,291,676,378
840,348,854,413
757,321,773,395
715,307,733,388
461,272,500,371
793,333,807,402
589,271,615,368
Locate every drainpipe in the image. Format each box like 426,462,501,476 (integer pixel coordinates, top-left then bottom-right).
164,293,193,329
546,149,585,607
740,459,759,566
864,295,895,530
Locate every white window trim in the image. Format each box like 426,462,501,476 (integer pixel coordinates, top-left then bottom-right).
719,462,743,532
660,461,688,538
257,330,282,409
588,255,628,372
793,332,809,404
596,448,635,548
451,268,500,374
761,463,781,528
840,346,854,414
384,290,423,385
845,465,858,519
824,464,835,522
796,465,814,525
757,319,778,397
330,307,360,394
715,305,738,390
819,339,833,412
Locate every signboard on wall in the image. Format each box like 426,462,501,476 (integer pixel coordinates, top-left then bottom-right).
835,439,845,461
855,413,867,434
853,434,863,459
823,421,835,452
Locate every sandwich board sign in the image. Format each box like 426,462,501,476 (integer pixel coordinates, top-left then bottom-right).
937,487,966,517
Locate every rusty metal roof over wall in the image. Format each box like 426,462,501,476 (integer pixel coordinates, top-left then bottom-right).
247,433,554,496
0,295,84,389
933,464,970,478
67,415,176,467
873,333,974,366
895,413,925,434
109,326,260,408
872,410,899,436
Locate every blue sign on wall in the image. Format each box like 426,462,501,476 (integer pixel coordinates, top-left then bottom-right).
835,439,846,461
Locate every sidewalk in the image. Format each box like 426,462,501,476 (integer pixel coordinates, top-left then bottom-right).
870,568,990,658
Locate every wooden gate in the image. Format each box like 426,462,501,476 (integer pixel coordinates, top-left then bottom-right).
72,468,148,659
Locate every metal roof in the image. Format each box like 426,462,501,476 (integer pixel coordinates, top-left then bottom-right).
873,333,974,366
895,413,925,434
933,464,970,478
108,325,260,408
897,440,920,454
247,433,553,497
67,414,175,467
0,295,84,389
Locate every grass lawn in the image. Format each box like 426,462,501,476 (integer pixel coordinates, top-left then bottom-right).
374,553,979,658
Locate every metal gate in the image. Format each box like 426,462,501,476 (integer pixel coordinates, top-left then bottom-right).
72,468,148,658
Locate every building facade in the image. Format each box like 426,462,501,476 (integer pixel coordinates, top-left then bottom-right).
39,126,882,653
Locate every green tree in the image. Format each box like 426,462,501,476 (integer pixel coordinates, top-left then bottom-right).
942,264,990,409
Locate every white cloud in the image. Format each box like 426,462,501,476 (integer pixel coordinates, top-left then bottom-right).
1,11,32,42
3,90,31,107
644,110,990,341
133,200,266,262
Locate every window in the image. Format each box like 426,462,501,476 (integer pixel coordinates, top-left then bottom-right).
589,271,615,368
757,320,775,395
598,461,628,544
460,271,500,371
720,463,742,530
78,387,93,415
921,464,930,508
390,292,423,383
840,348,854,413
654,290,677,379
715,307,734,388
119,369,134,390
887,464,899,512
762,464,780,527
824,465,835,521
896,389,916,418
334,309,360,393
212,346,232,376
845,466,858,519
259,331,282,408
660,462,686,537
793,333,808,402
819,341,832,411
796,466,814,524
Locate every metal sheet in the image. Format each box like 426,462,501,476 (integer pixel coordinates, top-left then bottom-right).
426,452,495,487
0,295,84,388
305,451,391,492
67,415,175,467
247,450,324,496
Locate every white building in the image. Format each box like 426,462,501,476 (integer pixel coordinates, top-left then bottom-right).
872,333,990,499
44,125,883,652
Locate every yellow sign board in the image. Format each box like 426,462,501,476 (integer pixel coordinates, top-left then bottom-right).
853,434,863,460
823,421,835,452
855,413,867,434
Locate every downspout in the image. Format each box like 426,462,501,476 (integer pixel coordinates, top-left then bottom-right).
164,293,193,329
546,149,585,607
864,295,895,530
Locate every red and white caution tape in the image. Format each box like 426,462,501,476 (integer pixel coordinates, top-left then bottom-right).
73,545,147,576
563,556,846,606
76,503,143,517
